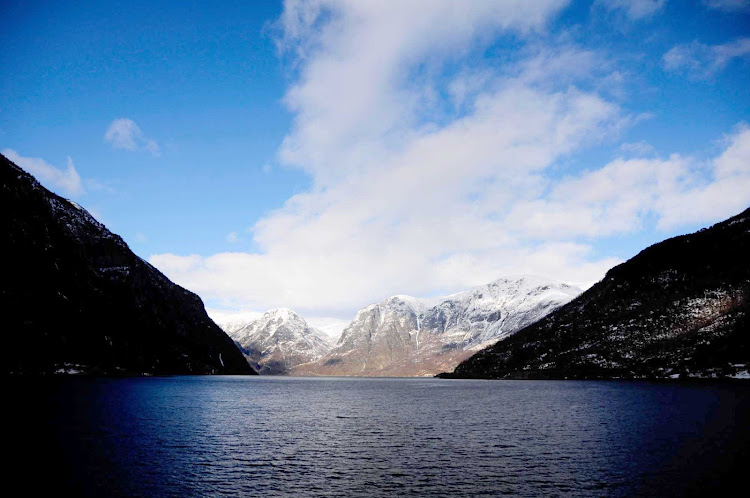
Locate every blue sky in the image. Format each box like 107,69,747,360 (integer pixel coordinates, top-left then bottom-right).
2,0,749,330
1,0,299,254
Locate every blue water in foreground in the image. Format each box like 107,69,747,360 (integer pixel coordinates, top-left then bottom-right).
8,376,750,496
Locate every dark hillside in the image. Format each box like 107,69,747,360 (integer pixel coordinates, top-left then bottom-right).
1,153,254,375
444,208,750,380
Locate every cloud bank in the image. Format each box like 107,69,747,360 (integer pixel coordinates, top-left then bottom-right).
150,0,750,320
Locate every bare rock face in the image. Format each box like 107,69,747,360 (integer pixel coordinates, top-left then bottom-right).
294,277,581,377
444,207,750,380
1,153,254,375
219,309,332,374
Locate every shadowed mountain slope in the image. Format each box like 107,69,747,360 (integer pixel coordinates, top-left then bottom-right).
1,153,254,375
443,208,750,380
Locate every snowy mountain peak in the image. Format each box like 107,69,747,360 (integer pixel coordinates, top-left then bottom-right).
264,307,299,321
215,307,333,375
297,275,583,377
448,274,579,300
383,294,434,315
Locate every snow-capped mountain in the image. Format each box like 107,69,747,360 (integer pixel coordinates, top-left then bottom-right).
217,308,333,374
294,276,581,377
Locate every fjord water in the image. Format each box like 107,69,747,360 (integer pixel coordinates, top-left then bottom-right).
9,377,749,496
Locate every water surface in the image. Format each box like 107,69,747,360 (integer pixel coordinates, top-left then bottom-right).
8,376,749,496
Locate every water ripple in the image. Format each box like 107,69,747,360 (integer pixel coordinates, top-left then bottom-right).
7,377,750,496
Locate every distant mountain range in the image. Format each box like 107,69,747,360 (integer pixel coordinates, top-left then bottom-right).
1,153,254,375
216,277,581,377
298,277,581,377
442,208,750,380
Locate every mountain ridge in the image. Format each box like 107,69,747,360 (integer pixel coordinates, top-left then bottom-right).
295,276,582,377
1,153,254,375
442,208,750,380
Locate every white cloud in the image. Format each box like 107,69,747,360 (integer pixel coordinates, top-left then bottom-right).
306,316,350,340
663,38,750,78
226,231,240,243
595,0,667,20
275,0,570,182
206,308,263,326
619,141,655,156
703,0,750,12
2,148,84,196
656,123,750,228
504,124,750,237
104,118,160,156
149,1,746,322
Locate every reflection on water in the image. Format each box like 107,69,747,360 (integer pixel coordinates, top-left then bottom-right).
8,376,750,496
